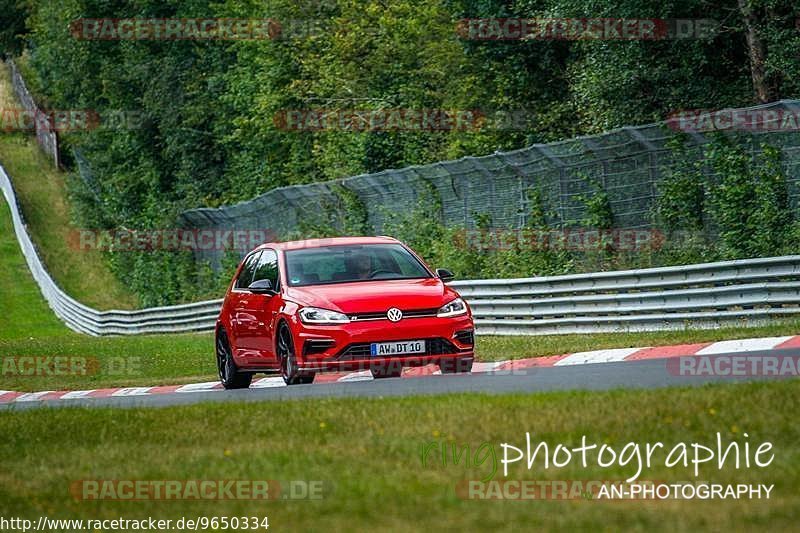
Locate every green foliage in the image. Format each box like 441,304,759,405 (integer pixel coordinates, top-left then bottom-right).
106,250,220,307
0,1,29,57
705,138,791,258
653,136,793,263
332,183,370,235
655,137,706,234
525,187,549,230
290,183,370,239
579,178,614,231
577,177,614,267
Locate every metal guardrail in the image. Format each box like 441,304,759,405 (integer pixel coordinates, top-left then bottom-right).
453,260,800,335
3,164,800,336
1,165,220,336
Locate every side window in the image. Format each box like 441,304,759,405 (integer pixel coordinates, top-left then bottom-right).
235,251,261,289
252,249,280,290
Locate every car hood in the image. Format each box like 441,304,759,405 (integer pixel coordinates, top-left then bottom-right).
284,278,458,314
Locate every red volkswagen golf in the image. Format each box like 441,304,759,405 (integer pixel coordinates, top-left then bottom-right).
215,236,475,388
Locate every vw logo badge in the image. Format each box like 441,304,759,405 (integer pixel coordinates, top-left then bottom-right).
387,307,403,322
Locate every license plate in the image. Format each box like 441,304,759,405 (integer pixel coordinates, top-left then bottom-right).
370,340,425,357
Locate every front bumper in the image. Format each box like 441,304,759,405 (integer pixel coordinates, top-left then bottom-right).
293,314,475,373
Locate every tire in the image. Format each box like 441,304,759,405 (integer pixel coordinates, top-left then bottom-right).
278,325,315,385
439,357,474,374
216,328,253,389
370,360,403,379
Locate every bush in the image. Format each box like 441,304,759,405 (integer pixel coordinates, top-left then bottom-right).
706,139,792,258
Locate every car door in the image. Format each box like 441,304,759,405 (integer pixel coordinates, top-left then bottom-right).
230,250,261,358
238,248,281,365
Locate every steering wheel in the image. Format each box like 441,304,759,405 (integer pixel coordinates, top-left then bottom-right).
368,269,395,279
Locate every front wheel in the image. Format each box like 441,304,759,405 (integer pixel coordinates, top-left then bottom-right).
278,325,315,385
216,328,253,389
439,357,474,374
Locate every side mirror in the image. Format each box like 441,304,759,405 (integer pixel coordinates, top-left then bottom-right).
435,268,455,282
247,279,275,295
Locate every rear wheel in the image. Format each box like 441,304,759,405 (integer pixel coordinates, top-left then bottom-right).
216,328,253,389
439,357,474,374
278,325,315,385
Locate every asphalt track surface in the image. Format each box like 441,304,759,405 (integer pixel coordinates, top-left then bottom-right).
2,348,797,411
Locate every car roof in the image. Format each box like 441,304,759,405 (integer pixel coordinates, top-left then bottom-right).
256,236,400,252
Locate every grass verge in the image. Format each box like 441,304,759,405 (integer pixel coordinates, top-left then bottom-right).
0,191,217,390
0,381,797,530
0,62,138,310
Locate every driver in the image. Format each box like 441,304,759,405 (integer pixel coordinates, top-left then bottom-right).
352,252,373,279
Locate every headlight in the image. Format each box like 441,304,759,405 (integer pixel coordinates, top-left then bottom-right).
298,307,350,324
437,297,467,318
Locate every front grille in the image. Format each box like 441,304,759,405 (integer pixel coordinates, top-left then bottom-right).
403,308,439,318
336,337,460,360
454,329,475,345
348,308,438,321
338,343,373,359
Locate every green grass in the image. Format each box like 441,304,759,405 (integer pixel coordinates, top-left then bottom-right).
0,332,216,391
0,195,72,340
0,381,797,530
0,63,138,310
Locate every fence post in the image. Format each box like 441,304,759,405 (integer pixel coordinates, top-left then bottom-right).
6,59,60,168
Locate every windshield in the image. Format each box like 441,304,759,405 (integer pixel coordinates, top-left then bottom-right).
285,244,432,286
